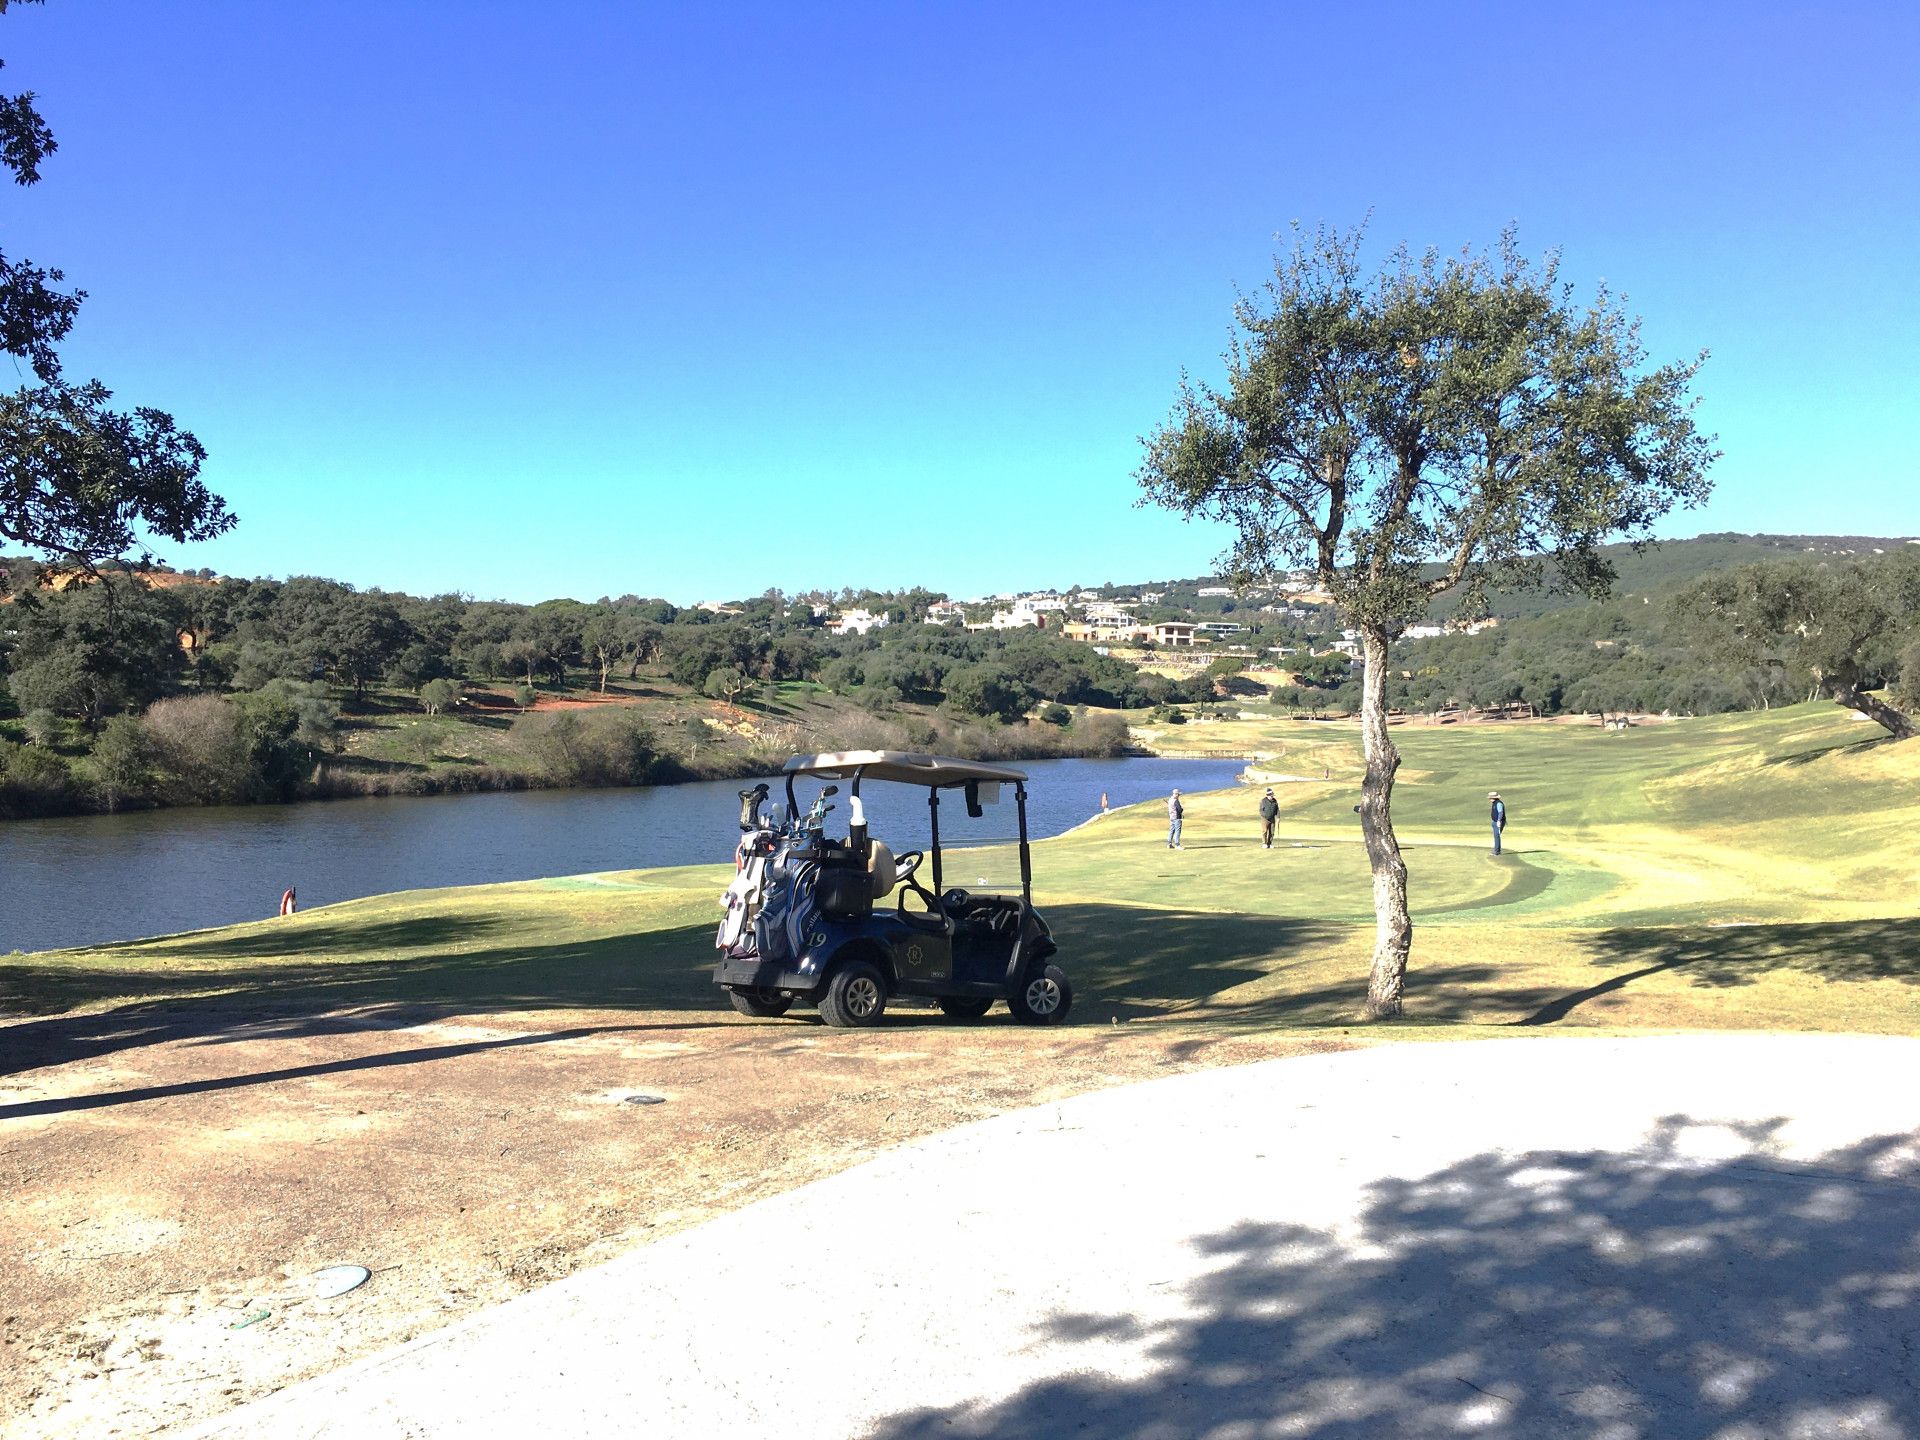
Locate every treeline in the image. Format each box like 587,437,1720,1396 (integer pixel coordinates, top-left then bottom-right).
0,570,1165,817
1262,547,1920,724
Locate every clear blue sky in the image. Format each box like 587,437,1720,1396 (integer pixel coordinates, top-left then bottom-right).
7,1,1917,604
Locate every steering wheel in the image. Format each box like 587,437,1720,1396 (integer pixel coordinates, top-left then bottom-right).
941,887,971,913
890,849,924,886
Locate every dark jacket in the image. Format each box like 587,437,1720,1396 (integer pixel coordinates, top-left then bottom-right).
1258,795,1279,821
1491,799,1507,827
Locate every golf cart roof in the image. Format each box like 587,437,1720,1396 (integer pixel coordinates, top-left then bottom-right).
782,750,1028,787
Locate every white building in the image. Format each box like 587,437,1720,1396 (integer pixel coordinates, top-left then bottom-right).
966,609,1041,632
828,608,891,636
1015,595,1068,616
1197,585,1235,597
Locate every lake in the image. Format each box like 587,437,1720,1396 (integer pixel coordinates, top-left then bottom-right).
0,756,1248,954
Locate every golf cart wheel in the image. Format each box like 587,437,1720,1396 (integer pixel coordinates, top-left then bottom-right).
727,986,793,1018
1009,964,1073,1026
819,959,888,1028
937,996,994,1020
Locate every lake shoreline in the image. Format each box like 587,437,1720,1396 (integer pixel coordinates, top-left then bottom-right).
0,730,1140,827
1,755,1249,955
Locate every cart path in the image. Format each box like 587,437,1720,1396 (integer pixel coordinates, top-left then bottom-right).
181,1034,1920,1440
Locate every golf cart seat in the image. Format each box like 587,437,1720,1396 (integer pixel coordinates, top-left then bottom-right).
867,839,900,899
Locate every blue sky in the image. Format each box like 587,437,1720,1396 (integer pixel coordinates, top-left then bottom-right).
7,2,1917,604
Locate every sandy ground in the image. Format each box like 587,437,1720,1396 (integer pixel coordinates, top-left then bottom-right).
186,1034,1920,1440
0,1000,1345,1438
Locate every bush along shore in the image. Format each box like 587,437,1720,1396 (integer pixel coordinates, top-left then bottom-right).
0,687,1133,821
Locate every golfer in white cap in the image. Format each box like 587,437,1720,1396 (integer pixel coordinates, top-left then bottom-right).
1489,791,1506,855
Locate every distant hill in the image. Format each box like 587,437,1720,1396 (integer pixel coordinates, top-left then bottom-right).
1473,533,1920,619
1078,534,1919,621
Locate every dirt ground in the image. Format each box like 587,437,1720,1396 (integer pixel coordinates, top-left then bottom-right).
0,1001,1348,1438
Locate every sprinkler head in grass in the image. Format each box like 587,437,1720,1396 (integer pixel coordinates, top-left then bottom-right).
310,1265,371,1299
624,1094,667,1106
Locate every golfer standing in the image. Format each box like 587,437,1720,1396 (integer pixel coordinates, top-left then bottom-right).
1258,787,1279,848
1489,791,1506,855
1167,789,1184,849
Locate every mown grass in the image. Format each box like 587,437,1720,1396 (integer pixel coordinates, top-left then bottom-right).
8,702,1917,1040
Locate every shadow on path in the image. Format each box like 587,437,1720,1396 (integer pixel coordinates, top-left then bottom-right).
871,1117,1920,1438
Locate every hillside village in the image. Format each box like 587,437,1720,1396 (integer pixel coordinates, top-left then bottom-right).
813,576,1495,679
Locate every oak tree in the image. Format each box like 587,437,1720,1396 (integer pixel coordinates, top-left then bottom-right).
1139,225,1716,1017
1680,554,1919,740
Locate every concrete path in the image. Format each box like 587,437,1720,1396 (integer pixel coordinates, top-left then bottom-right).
185,1035,1920,1439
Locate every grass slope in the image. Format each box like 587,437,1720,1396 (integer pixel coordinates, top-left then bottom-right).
7,703,1917,1039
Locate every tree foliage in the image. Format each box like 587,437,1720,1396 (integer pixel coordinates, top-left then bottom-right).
1678,553,1920,739
1139,224,1716,1017
0,10,233,582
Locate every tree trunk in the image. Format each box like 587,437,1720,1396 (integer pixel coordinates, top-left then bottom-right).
1358,626,1412,1018
1832,686,1918,740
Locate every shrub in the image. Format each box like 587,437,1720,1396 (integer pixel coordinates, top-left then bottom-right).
0,737,74,816
943,664,1037,724
420,677,461,715
513,684,537,710
1039,703,1072,727
22,708,62,747
144,694,253,804
511,709,659,787
87,714,158,811
1072,710,1130,755
252,679,339,755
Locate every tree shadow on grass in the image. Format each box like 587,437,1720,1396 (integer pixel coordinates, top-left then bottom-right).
1045,903,1347,1018
1517,917,1920,1026
870,1118,1920,1438
0,919,725,1077
1760,730,1903,768
1,903,1361,1078
0,1019,729,1120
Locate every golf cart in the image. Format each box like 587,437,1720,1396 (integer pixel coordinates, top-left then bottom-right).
713,750,1071,1027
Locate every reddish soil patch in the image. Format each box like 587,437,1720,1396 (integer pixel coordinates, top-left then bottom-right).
462,689,645,713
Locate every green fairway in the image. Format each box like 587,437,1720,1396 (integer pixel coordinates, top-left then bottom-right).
8,703,1918,1038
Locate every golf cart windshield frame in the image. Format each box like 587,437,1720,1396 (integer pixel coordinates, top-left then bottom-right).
780,750,1032,904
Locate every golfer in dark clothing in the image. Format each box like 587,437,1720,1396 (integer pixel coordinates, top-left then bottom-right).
1489,791,1507,855
1258,788,1279,848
